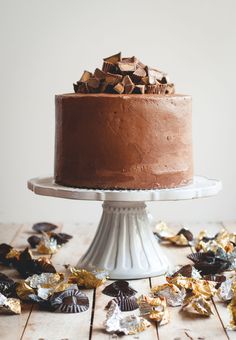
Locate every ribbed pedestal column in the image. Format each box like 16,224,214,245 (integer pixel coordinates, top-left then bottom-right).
77,201,169,279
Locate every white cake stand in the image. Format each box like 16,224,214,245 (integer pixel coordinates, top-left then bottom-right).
28,176,222,279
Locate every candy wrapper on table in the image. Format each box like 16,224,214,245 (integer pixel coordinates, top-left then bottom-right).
16,273,72,302
167,275,217,299
151,283,186,307
138,295,170,325
102,280,137,297
182,295,213,317
50,288,89,313
104,300,150,335
0,293,21,315
69,268,109,289
154,222,193,246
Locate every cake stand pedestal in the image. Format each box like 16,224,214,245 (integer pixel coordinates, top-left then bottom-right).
28,176,222,279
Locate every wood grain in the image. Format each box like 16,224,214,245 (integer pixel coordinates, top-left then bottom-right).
215,221,236,340
0,224,30,340
152,222,229,340
1,222,236,340
91,277,158,339
21,222,96,340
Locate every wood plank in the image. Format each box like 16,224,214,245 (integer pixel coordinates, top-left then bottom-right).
152,222,228,340
0,223,28,340
214,221,236,340
189,222,230,340
0,223,22,244
91,278,158,339
0,222,63,340
1,221,234,339
22,222,97,340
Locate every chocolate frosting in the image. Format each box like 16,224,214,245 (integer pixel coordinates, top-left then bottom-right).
54,93,193,189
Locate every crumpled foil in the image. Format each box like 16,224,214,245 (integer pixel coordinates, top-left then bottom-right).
154,222,192,246
26,273,62,288
69,268,109,288
104,300,150,335
154,221,174,238
16,281,35,300
217,277,234,301
138,295,169,325
227,282,236,330
165,234,189,246
0,293,7,305
167,274,217,299
151,283,186,307
195,229,235,254
37,232,59,254
0,293,21,315
182,295,213,316
17,273,71,301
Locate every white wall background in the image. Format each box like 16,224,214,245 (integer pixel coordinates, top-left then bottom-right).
0,0,235,224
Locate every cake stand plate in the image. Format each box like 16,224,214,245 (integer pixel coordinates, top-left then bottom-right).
28,176,222,279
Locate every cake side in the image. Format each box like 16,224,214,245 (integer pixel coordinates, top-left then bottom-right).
54,93,193,190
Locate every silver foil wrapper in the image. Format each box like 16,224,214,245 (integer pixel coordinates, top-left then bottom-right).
104,300,150,335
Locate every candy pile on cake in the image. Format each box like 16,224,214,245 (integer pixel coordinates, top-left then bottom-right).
73,52,175,95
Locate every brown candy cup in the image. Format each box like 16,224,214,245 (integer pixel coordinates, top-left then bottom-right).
50,232,73,245
114,295,138,312
102,280,137,297
32,222,58,233
172,264,194,278
194,259,230,275
50,289,89,313
35,258,56,274
0,243,14,265
187,252,215,263
27,235,41,248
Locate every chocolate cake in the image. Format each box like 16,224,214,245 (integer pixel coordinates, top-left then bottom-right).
54,53,193,190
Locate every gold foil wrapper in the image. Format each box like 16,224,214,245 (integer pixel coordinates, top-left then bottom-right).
151,283,186,306
182,295,213,316
0,293,21,315
25,273,63,288
17,273,71,301
138,295,169,325
16,281,35,300
155,222,191,246
228,300,236,330
227,281,236,330
195,228,235,253
167,275,217,299
166,234,189,246
27,273,70,299
104,300,150,335
5,248,20,260
69,268,109,289
154,221,174,238
36,233,59,254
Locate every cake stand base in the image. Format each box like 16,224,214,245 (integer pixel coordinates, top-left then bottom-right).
28,176,222,279
77,201,169,279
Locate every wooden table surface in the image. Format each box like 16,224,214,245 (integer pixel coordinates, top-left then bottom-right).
0,221,236,340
